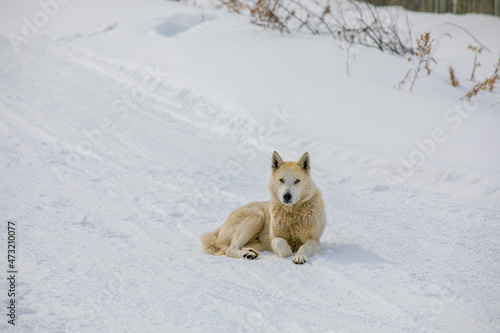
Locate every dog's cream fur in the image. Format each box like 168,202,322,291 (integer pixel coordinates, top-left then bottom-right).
201,151,326,264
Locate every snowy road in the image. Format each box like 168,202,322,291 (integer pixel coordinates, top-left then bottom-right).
0,33,499,332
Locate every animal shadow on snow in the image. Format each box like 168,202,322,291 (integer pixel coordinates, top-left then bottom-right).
320,243,393,265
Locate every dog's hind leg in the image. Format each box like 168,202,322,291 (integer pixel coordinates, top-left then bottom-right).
201,227,226,255
225,217,264,260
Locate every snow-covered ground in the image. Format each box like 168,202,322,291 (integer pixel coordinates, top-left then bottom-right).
0,0,499,332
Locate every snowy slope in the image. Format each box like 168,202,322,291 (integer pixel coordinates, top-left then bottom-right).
3,0,499,199
1,1,500,332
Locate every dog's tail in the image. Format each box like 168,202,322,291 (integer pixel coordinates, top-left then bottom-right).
201,227,226,255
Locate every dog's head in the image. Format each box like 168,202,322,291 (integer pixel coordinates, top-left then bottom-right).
268,151,315,206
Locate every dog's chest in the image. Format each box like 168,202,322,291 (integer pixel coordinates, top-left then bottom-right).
287,237,304,252
273,221,305,251
272,213,309,243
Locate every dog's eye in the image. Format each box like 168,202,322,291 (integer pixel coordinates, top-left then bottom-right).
295,179,300,184
279,178,284,183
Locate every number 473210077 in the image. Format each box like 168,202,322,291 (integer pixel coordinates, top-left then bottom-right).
7,221,16,270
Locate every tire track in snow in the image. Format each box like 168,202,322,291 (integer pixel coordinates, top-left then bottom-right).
24,36,500,203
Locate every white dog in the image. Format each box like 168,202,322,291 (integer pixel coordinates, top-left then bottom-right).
201,151,326,264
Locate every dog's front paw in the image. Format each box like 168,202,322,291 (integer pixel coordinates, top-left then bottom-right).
292,254,307,264
242,248,259,260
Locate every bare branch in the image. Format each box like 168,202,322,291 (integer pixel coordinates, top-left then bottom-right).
441,22,491,53
219,0,414,56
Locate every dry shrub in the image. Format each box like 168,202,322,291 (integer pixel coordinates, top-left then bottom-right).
339,26,356,75
449,66,459,87
468,45,483,82
397,33,436,91
415,33,436,75
249,0,292,33
218,0,414,56
462,56,500,101
218,0,245,13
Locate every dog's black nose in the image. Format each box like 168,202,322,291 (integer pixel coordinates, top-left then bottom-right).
283,193,292,202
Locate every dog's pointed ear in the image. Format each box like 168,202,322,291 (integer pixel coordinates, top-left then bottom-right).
298,152,310,172
271,151,284,171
